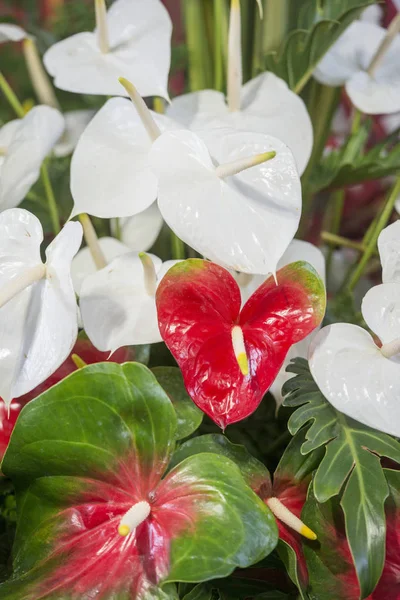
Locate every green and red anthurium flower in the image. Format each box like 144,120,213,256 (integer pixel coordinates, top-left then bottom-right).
156,259,326,429
0,362,278,599
171,431,321,595
0,339,131,463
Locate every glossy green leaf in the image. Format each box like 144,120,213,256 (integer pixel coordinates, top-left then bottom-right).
0,363,278,599
152,367,203,440
310,126,400,194
170,434,270,494
302,469,400,600
283,358,400,598
264,0,375,93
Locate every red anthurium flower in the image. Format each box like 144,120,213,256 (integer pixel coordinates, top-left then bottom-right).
0,339,131,464
303,469,400,600
0,363,278,599
156,259,326,428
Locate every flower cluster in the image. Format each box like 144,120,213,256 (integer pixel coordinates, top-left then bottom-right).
1,0,400,598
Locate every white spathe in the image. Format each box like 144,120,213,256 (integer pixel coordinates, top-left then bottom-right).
309,220,400,438
314,21,400,115
166,72,313,175
0,23,27,43
0,209,82,405
79,253,178,352
0,106,65,211
150,128,301,275
70,97,178,219
71,236,131,295
309,323,400,438
377,220,400,284
43,0,171,99
54,109,95,158
111,203,164,252
234,240,325,409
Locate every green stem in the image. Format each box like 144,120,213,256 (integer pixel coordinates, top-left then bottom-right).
240,0,255,82
261,0,288,55
41,163,61,234
325,190,345,280
299,82,340,236
213,0,229,91
347,177,400,291
114,218,122,241
0,71,25,118
351,108,362,135
322,231,364,252
171,231,186,260
184,0,213,90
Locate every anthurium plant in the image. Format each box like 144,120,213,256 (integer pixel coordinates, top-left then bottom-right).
0,0,400,598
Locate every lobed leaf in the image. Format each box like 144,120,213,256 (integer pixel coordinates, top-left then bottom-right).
283,358,400,598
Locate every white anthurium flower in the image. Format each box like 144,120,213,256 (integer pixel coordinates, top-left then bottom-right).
79,252,179,352
43,0,171,99
360,4,383,24
149,128,301,275
314,18,400,115
0,208,83,406
0,106,65,211
233,240,325,409
71,236,131,295
309,221,400,438
166,0,312,175
110,203,164,252
0,23,27,43
377,220,400,283
70,90,179,219
54,109,95,158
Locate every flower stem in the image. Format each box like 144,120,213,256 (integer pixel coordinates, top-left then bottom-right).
95,0,109,53
367,13,400,77
79,214,107,270
184,0,213,91
171,231,186,260
347,177,400,291
41,163,61,234
0,71,25,118
213,0,229,91
23,38,60,109
322,231,364,252
227,0,242,112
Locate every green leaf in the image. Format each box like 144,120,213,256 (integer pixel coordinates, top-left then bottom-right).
302,469,400,600
265,0,375,93
310,126,400,193
170,434,270,493
152,367,203,440
1,363,278,599
283,358,400,598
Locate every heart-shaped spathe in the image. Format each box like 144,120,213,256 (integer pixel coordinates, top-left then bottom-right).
156,259,326,429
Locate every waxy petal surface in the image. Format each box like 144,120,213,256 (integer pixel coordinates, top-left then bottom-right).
362,282,400,343
314,21,400,114
43,0,172,98
79,253,179,351
0,24,27,43
378,220,400,284
71,236,131,295
156,259,325,428
53,109,95,158
309,323,400,438
151,129,301,275
0,209,82,404
71,98,178,219
0,106,64,210
111,203,164,253
167,73,313,175
0,363,277,598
